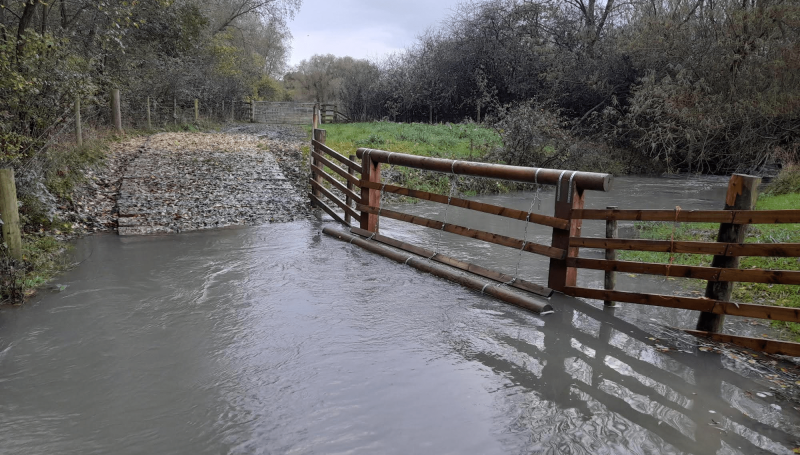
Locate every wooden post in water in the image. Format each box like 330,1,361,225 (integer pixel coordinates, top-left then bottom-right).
74,96,82,147
548,173,585,292
111,89,123,134
696,174,761,332
0,169,22,260
311,129,326,205
146,96,152,129
604,205,618,306
360,150,381,233
194,99,199,123
345,154,356,225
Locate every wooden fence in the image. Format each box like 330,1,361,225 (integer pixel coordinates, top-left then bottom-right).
309,128,800,356
320,104,351,124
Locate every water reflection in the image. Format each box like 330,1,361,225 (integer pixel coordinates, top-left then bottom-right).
444,293,799,454
1,182,798,454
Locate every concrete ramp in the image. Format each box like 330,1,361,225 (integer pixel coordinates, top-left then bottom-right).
116,132,305,235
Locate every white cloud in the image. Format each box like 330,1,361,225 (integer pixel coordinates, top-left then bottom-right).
286,0,462,67
289,25,406,66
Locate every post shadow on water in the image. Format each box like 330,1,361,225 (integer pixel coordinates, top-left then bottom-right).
451,288,800,454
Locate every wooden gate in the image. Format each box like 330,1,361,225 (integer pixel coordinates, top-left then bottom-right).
308,128,800,355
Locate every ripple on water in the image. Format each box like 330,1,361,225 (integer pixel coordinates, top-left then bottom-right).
1,195,799,454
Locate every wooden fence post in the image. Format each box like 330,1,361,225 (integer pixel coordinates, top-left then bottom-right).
231,99,235,122
360,151,381,233
173,97,178,125
250,101,255,123
346,154,356,225
548,174,585,292
146,96,152,129
75,96,82,147
194,99,199,123
313,103,319,129
604,205,618,306
0,169,22,260
111,89,123,134
696,174,761,332
311,129,326,205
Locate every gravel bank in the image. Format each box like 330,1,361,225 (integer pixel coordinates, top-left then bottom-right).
65,124,312,236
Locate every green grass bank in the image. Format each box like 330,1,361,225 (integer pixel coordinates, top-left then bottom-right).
308,122,510,195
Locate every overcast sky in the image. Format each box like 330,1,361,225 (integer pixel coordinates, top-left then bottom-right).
286,0,463,67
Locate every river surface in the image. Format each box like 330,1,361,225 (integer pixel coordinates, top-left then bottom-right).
1,176,799,454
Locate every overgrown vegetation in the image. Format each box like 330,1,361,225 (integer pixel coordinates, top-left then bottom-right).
1,234,70,303
297,0,799,175
620,166,800,338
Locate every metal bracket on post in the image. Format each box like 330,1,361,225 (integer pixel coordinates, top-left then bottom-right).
548,174,585,292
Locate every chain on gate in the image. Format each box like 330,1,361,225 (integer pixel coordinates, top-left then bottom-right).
481,169,545,295
429,160,459,260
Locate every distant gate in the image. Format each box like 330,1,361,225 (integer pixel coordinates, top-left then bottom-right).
244,102,315,124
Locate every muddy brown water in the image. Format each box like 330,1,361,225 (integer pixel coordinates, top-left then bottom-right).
1,176,799,454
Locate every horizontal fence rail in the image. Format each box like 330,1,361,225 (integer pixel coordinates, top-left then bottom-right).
564,287,800,323
566,257,800,285
356,148,612,191
356,203,567,259
561,173,800,355
359,180,569,230
309,128,800,355
574,208,800,224
570,237,800,257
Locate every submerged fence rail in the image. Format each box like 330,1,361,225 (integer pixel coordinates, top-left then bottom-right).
307,128,800,356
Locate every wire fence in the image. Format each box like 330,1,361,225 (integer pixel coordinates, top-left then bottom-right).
74,92,254,131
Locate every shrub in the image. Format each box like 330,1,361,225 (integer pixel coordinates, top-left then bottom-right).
764,164,800,196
